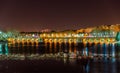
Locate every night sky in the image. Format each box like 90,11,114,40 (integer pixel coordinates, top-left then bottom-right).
0,0,120,32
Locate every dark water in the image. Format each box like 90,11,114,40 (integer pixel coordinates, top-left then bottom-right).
0,42,120,73
0,58,119,73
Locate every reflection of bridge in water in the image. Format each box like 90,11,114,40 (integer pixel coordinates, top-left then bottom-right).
0,27,120,58
43,42,119,58
6,36,120,58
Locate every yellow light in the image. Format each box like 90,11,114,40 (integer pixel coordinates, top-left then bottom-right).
8,38,11,41
100,39,104,44
88,39,91,43
43,33,46,37
49,39,52,43
94,39,98,44
51,34,54,37
59,39,62,43
54,39,57,42
105,39,109,44
36,39,38,41
74,39,76,43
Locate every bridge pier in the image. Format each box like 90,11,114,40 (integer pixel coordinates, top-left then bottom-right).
0,44,2,55
0,43,9,55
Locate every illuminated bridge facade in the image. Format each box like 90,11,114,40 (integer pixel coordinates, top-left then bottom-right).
40,31,116,44
3,31,120,58
7,31,117,45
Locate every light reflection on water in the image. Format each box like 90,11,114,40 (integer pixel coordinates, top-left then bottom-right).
0,42,119,73
5,42,120,58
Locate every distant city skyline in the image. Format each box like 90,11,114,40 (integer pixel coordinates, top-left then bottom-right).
0,0,120,32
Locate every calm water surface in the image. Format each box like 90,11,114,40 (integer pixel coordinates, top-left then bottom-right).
0,42,120,73
0,58,119,73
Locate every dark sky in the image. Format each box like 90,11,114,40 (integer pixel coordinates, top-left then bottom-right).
0,0,120,32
